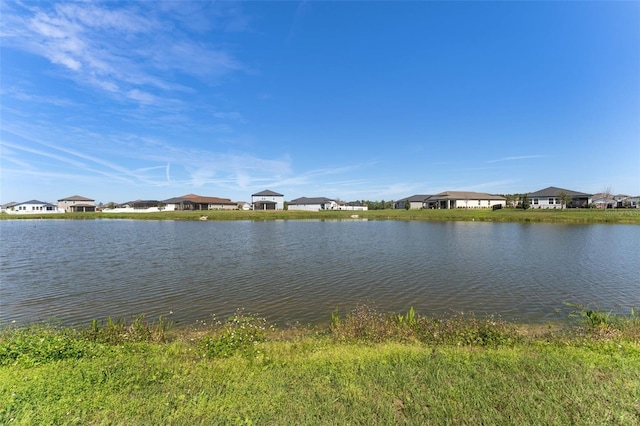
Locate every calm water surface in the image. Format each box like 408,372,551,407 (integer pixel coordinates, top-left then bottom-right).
1,219,638,326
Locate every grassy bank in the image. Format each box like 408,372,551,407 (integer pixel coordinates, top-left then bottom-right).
2,207,640,224
2,307,639,424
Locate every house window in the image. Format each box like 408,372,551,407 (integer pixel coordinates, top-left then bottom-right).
478,200,481,206
533,198,539,205
549,198,554,204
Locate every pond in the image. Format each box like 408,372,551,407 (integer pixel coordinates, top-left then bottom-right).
1,219,638,327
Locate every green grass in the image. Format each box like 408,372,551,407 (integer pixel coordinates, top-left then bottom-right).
2,307,639,424
2,207,640,224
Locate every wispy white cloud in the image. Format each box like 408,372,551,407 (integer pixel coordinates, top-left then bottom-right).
1,2,248,108
486,155,547,163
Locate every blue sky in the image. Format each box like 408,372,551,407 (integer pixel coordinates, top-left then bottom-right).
1,1,638,204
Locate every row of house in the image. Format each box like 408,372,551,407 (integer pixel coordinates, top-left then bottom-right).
2,187,638,215
1,195,96,214
395,187,639,210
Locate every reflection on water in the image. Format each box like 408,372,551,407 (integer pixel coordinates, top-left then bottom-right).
1,219,638,326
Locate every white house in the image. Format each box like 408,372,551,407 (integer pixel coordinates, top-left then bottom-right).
6,200,63,214
252,190,284,210
527,187,591,209
424,191,507,209
287,197,338,212
58,195,96,212
102,200,164,213
338,202,368,211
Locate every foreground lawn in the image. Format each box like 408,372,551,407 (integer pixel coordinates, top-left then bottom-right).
2,308,639,424
2,207,640,224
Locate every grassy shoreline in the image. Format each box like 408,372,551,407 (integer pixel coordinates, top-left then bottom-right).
2,207,640,224
2,307,639,424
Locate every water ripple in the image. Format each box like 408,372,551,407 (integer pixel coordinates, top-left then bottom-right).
1,220,638,326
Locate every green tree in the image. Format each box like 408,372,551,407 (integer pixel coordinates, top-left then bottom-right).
558,191,571,209
521,194,530,210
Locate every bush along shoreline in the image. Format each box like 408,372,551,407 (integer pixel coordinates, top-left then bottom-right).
1,305,639,424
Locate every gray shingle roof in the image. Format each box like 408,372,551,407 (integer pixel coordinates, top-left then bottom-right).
58,195,94,201
527,186,591,197
15,200,56,206
288,197,333,205
429,191,506,201
252,190,283,197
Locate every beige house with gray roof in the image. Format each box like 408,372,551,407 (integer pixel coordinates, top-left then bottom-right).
424,191,506,209
58,195,96,212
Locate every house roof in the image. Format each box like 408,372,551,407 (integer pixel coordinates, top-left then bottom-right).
527,186,591,197
252,189,283,197
58,195,94,201
399,194,431,202
429,191,506,201
288,197,334,205
164,194,235,205
1,201,18,208
15,200,56,206
124,199,160,205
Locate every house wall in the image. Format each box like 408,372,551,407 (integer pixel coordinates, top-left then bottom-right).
251,195,284,210
208,203,237,210
287,203,323,212
58,199,95,212
449,199,506,209
529,197,564,209
288,200,339,211
7,203,63,214
339,205,368,211
395,200,425,209
103,206,163,213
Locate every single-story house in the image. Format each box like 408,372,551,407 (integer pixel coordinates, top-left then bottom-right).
424,191,507,209
591,193,637,209
162,194,237,211
0,201,18,213
395,195,431,210
623,196,640,209
251,190,284,210
6,200,63,214
526,187,591,209
58,195,96,212
102,200,163,213
287,197,339,211
339,202,368,211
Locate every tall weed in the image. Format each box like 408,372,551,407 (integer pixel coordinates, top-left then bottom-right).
565,303,640,340
330,305,518,346
82,314,171,344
